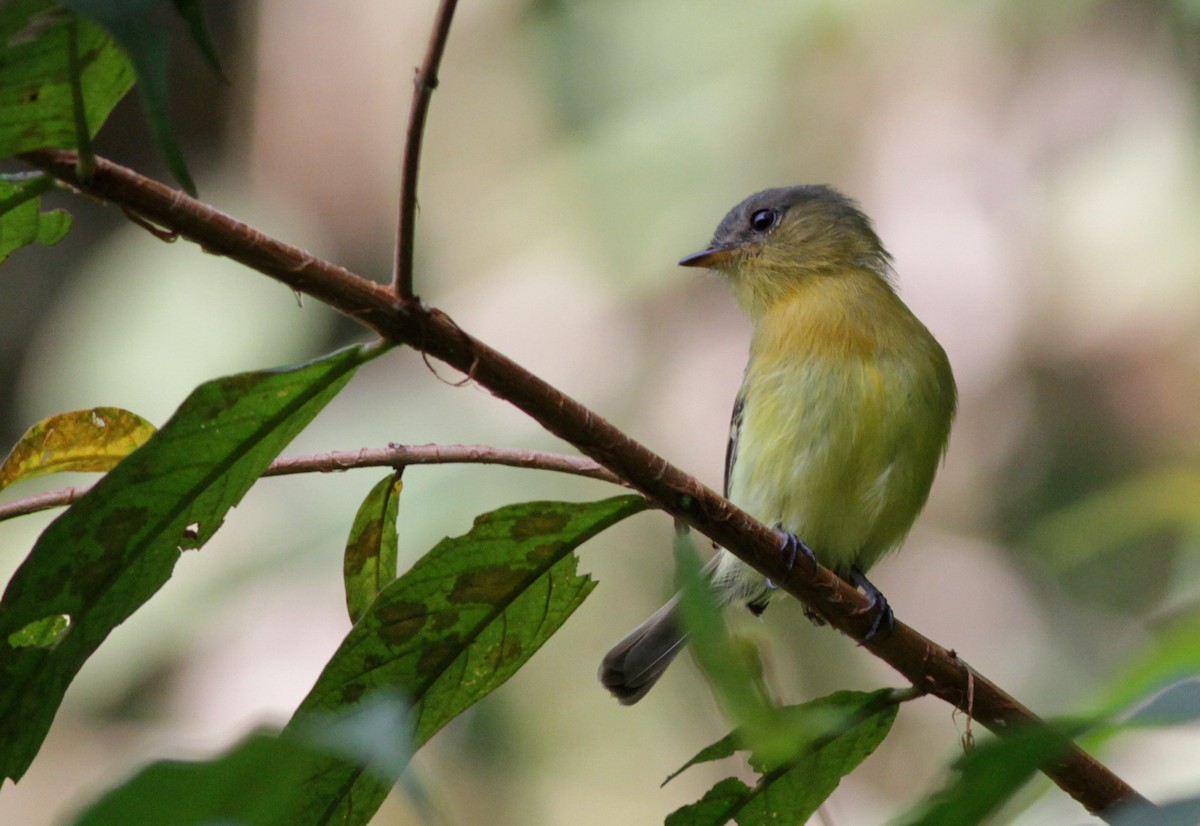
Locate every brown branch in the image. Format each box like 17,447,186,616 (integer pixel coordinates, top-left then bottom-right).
0,485,91,523
0,443,621,522
392,0,459,299
270,443,619,482
20,148,1148,820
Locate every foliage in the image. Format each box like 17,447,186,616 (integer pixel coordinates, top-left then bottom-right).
0,407,156,490
0,344,373,781
663,690,900,825
1,2,1198,825
0,175,71,264
281,496,645,824
68,496,644,825
342,473,404,624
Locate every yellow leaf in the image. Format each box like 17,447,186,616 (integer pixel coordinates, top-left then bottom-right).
0,407,156,493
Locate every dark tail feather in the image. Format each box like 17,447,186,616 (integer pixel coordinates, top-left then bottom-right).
599,597,687,705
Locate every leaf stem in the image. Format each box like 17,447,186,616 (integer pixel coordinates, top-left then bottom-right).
66,19,95,184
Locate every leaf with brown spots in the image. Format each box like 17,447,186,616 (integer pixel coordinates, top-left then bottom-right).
0,343,373,783
343,473,402,624
0,407,155,494
284,495,647,825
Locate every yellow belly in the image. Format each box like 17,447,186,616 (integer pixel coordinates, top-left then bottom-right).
730,357,935,571
716,276,955,599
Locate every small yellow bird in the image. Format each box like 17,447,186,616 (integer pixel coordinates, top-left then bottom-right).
600,185,957,704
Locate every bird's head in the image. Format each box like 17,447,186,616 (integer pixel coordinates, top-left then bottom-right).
680,185,892,319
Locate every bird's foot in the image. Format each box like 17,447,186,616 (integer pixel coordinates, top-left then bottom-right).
779,529,817,572
849,566,894,641
766,529,816,591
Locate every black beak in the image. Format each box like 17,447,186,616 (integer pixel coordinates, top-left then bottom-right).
678,245,737,268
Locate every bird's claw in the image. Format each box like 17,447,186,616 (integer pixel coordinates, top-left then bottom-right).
766,530,816,590
780,530,817,571
850,566,894,642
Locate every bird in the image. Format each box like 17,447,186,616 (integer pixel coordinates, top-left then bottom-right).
599,185,957,705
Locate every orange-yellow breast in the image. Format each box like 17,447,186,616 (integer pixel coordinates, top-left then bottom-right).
725,268,955,577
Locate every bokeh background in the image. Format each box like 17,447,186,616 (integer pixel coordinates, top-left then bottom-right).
3,1,1200,823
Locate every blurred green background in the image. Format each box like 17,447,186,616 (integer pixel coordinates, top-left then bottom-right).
3,1,1200,823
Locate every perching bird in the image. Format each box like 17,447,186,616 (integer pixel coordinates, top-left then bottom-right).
600,185,957,705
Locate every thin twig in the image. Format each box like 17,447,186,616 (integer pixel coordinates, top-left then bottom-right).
0,485,91,523
392,0,459,299
19,148,1148,821
0,443,621,522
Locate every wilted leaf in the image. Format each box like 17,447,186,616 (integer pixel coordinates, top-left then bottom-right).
0,344,373,782
0,406,155,493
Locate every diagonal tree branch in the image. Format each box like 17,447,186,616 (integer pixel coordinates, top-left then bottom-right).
392,0,459,299
0,443,621,523
21,148,1147,820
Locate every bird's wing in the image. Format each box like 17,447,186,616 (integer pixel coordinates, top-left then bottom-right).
724,391,745,499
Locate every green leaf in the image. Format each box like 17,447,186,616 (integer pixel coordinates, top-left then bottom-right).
893,726,1073,826
72,730,330,825
667,690,900,825
0,344,372,782
7,614,69,649
667,778,756,826
669,538,901,823
282,496,648,826
0,406,156,494
662,732,737,786
0,1,135,156
343,473,403,624
1094,614,1200,719
170,0,225,81
59,0,197,194
1057,617,1200,772
1028,468,1200,574
70,693,410,826
0,175,71,263
674,531,777,754
1075,627,1200,753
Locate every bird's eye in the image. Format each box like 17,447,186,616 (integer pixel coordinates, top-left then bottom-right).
749,208,779,233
